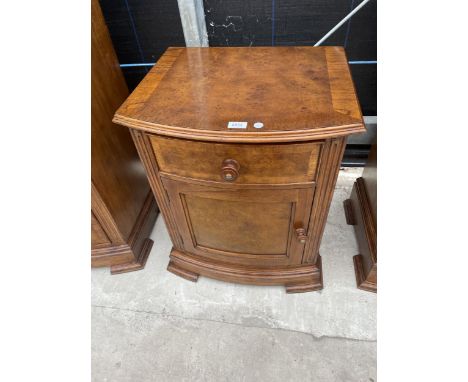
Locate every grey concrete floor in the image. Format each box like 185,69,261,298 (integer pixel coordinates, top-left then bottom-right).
92,168,376,382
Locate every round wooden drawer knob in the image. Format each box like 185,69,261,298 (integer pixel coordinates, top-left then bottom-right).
221,159,240,182
295,227,308,244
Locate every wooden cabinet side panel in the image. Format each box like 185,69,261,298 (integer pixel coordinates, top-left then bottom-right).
130,129,184,249
303,137,347,264
350,185,373,275
91,182,125,244
91,212,111,247
348,177,377,291
361,143,377,222
91,0,150,240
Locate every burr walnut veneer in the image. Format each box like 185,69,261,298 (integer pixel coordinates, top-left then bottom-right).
114,47,365,292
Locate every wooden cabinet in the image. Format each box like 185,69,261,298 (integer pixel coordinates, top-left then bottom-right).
344,143,377,292
113,46,365,292
91,0,158,273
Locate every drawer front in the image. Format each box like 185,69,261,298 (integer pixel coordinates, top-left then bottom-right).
150,135,322,184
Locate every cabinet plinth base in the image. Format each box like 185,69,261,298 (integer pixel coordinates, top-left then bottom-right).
353,255,377,293
92,193,158,274
167,248,323,293
110,238,153,275
167,260,200,282
344,176,377,293
285,256,323,293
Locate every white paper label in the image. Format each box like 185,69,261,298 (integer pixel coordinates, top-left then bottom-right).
253,122,264,129
227,121,248,129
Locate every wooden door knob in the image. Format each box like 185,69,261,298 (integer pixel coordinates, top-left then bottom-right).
221,159,240,182
295,227,308,244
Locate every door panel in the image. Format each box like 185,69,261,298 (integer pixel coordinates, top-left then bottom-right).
162,177,315,266
184,194,292,255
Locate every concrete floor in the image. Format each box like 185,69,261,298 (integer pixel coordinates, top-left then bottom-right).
92,168,376,382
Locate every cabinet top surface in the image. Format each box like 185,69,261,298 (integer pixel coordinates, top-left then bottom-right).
114,47,365,142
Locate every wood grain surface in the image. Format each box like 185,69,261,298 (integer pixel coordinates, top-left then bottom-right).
151,135,322,184
344,144,377,292
91,0,158,272
114,47,365,142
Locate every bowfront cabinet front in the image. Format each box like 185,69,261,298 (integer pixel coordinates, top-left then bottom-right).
114,46,365,292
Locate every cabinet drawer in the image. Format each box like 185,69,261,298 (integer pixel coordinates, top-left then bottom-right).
150,135,322,184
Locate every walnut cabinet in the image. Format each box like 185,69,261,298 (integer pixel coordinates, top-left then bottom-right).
114,47,365,292
344,143,377,292
91,0,158,273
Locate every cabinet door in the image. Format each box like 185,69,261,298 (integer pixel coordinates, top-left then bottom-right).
162,177,315,266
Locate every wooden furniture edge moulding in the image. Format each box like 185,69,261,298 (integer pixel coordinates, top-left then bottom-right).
91,183,159,274
113,48,365,143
